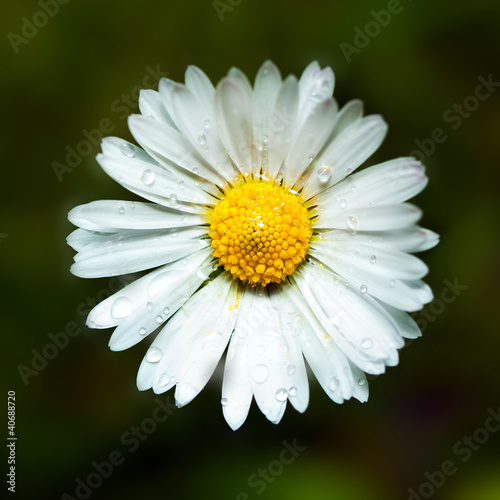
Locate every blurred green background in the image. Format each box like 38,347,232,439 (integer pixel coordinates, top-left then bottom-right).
2,0,500,498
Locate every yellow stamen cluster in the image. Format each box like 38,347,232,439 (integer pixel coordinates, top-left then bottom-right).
209,180,312,286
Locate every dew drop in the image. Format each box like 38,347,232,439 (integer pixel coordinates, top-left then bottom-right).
120,143,136,157
308,153,315,164
252,364,268,384
139,327,147,336
361,337,373,349
339,198,347,209
347,216,358,230
192,166,199,174
170,229,178,238
170,376,176,384
317,167,331,183
147,302,153,311
111,297,133,319
358,378,366,386
287,364,296,376
275,388,288,402
370,255,377,264
390,279,396,288
360,285,368,294
288,386,297,397
155,315,163,324
141,169,155,186
163,307,170,315
129,202,135,209
182,216,188,224
178,180,185,189
329,376,340,392
159,374,170,387
221,397,228,407
146,346,162,363
118,206,125,214
198,133,207,146
169,193,181,209
262,134,269,145
204,119,210,130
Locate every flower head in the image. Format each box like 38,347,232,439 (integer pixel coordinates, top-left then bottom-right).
68,61,438,429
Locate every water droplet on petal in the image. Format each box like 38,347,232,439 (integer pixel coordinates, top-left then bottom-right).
221,397,228,407
141,169,155,186
262,134,269,145
139,327,147,336
146,346,162,363
147,302,153,311
287,364,296,376
198,133,207,146
155,315,163,324
288,386,297,397
163,307,170,315
111,297,133,319
360,285,368,294
118,206,125,214
358,378,366,386
204,119,210,130
339,198,347,209
275,388,288,402
329,376,340,392
170,229,178,238
120,143,136,157
169,193,181,209
308,154,315,164
390,279,396,288
317,167,331,183
370,255,377,264
252,364,268,384
192,166,199,174
361,337,373,349
159,374,170,387
347,216,358,230
129,202,135,209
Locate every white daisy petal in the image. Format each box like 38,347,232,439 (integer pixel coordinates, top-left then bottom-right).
86,248,212,329
128,114,226,189
327,99,364,141
68,200,205,232
269,287,309,412
214,77,254,177
302,115,388,199
311,157,428,210
286,284,365,403
314,203,422,232
174,278,240,406
138,89,176,129
283,98,338,188
314,227,439,254
310,240,429,280
240,287,287,424
222,327,253,431
185,65,216,112
293,263,402,370
137,273,234,399
266,75,299,180
165,81,239,181
98,137,210,211
71,226,209,278
252,60,282,176
108,252,215,351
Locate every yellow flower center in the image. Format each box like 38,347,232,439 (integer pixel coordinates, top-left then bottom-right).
209,180,312,286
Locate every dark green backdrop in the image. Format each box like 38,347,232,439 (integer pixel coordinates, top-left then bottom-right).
2,0,500,498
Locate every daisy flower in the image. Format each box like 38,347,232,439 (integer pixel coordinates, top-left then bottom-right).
67,61,438,430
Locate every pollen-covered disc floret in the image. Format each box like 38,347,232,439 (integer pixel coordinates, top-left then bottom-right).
209,180,312,286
